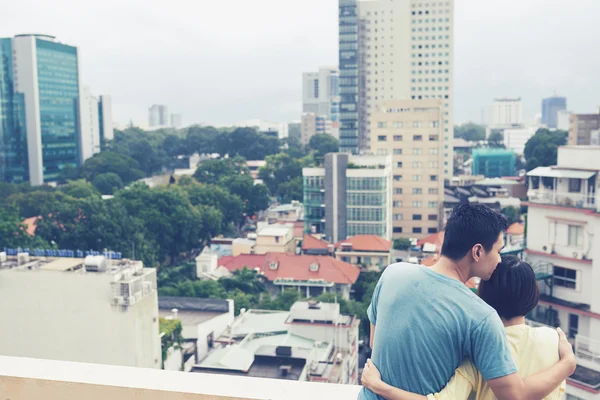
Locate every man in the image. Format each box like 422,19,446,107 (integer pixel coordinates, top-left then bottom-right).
358,204,575,400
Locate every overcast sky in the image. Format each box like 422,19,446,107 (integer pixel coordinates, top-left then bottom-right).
3,0,600,127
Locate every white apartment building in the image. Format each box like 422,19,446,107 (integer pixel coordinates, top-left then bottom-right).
301,112,333,144
491,97,523,128
558,110,573,132
358,0,454,182
171,113,183,129
80,85,101,161
149,104,169,127
369,99,445,239
503,126,537,155
303,67,340,138
0,253,162,369
525,146,600,399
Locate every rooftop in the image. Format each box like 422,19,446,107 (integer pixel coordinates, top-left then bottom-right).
506,222,525,235
159,297,230,313
335,235,392,252
301,235,330,251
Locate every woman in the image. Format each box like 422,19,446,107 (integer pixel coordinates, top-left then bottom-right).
361,255,566,400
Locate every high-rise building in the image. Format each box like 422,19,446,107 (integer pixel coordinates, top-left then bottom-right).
491,97,523,128
0,38,28,183
0,34,112,185
349,0,454,182
98,95,114,145
302,67,340,137
557,109,572,132
303,153,392,242
338,0,360,154
149,104,169,127
541,96,567,129
369,100,445,239
525,145,600,399
301,113,332,145
568,110,600,146
170,113,182,129
12,34,84,185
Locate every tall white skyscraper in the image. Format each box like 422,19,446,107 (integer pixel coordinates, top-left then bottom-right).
491,98,523,127
302,67,340,138
98,95,114,143
79,86,101,161
148,104,169,127
358,0,454,182
170,113,182,129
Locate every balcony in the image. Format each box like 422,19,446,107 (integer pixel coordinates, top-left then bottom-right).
526,166,597,210
0,355,361,400
527,189,596,210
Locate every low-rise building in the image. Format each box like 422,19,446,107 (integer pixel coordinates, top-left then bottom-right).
471,148,517,178
217,253,359,300
334,235,392,271
266,202,304,223
301,235,332,256
525,145,600,398
255,224,296,254
568,110,600,146
193,301,359,385
0,253,161,369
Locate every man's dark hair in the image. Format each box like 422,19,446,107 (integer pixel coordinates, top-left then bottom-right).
477,255,540,320
440,203,508,261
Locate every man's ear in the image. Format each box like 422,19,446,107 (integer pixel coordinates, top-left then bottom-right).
472,244,482,261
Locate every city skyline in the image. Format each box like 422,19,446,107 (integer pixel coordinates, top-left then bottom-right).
3,0,600,128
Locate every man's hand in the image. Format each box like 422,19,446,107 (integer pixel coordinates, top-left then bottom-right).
362,359,384,393
557,328,577,375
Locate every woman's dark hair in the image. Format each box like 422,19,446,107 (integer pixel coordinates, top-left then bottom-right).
477,255,540,320
441,203,508,261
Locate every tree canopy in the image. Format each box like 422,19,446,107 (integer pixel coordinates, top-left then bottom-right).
524,129,567,171
454,122,486,142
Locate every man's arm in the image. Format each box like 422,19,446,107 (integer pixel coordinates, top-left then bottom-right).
487,328,576,400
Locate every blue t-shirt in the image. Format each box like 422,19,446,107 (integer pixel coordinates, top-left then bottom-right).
359,263,517,400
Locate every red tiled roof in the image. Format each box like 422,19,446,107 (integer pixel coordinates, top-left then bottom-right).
335,235,392,252
302,234,330,251
218,253,359,285
417,231,445,247
506,222,524,235
22,216,39,236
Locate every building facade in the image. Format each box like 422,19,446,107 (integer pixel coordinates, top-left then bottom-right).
0,35,113,184
471,148,516,178
357,0,454,182
557,109,572,132
503,126,537,155
568,111,600,146
170,113,182,129
541,96,567,129
301,113,333,145
0,254,161,369
303,153,392,243
149,104,169,127
369,99,445,239
525,146,600,399
302,67,340,138
491,97,523,128
98,95,114,145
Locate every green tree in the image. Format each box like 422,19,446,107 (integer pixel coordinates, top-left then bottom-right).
0,205,35,248
163,135,188,157
276,177,303,204
501,206,520,225
186,126,219,155
259,152,307,201
393,238,412,251
524,129,568,171
454,122,486,142
57,165,81,184
92,173,124,195
308,134,339,159
82,151,144,184
487,131,505,148
193,157,249,185
60,180,101,199
182,181,244,231
220,174,270,217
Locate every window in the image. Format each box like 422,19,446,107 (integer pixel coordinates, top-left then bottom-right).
429,148,439,155
413,148,423,155
393,201,403,207
393,227,403,233
394,188,403,195
413,214,422,220
428,227,438,234
377,121,388,128
554,266,577,289
412,175,421,181
429,135,439,141
568,314,579,339
428,201,439,208
413,227,422,234
412,188,423,195
412,201,423,207
428,188,438,195
394,175,403,181
430,175,438,182
392,121,403,128
394,135,403,141
413,121,422,128
394,148,403,155
413,135,423,141
428,161,439,168
412,161,423,168
378,135,387,141
396,162,403,168
568,225,582,247
393,213,403,221
568,179,582,193
428,214,438,221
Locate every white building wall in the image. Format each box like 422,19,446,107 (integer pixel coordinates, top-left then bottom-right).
557,146,600,171
196,300,235,362
0,269,161,369
491,98,523,127
503,126,536,155
12,35,43,186
557,110,572,132
99,95,114,141
79,86,99,162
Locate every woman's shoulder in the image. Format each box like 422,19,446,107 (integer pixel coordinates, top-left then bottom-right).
531,326,560,346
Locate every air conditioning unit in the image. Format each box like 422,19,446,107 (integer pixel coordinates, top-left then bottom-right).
573,252,583,260
112,296,125,306
17,252,30,265
542,245,552,254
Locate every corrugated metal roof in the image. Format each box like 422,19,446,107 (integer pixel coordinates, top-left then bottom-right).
158,297,229,313
527,166,596,179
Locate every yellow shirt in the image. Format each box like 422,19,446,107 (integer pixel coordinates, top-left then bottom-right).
427,325,566,400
